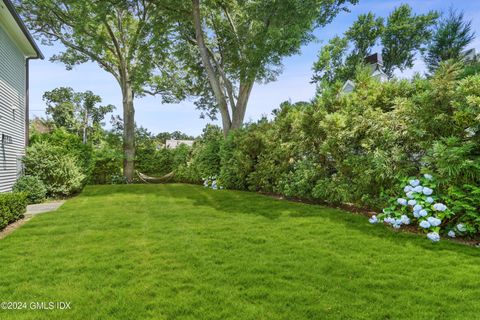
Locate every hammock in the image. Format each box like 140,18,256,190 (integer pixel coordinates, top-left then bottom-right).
136,171,175,184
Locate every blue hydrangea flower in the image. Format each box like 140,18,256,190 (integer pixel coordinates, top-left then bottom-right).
426,197,434,203
419,220,431,228
456,223,467,232
424,174,433,180
369,215,378,224
433,203,447,212
407,199,417,206
404,185,412,193
419,209,428,217
422,187,433,196
427,216,441,227
409,179,420,187
397,198,407,206
413,211,420,218
400,215,410,225
427,232,440,242
384,217,395,225
447,230,456,238
413,186,423,193
413,204,422,212
406,191,414,199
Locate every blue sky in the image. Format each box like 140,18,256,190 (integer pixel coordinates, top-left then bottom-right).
28,0,480,136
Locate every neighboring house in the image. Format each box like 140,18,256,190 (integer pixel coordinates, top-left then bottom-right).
462,48,480,62
0,0,43,192
342,53,388,94
165,139,195,149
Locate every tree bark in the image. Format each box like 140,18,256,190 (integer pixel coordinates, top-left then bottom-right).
122,82,135,182
192,0,231,137
231,82,253,130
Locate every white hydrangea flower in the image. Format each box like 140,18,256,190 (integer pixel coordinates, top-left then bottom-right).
369,215,378,224
447,230,456,238
423,174,433,180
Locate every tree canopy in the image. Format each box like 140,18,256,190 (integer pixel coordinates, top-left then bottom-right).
17,0,183,181
43,87,114,143
424,9,475,73
312,4,438,85
167,0,358,136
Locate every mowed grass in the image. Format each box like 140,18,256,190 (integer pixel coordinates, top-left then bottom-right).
0,184,479,320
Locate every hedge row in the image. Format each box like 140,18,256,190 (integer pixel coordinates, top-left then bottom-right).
0,193,27,230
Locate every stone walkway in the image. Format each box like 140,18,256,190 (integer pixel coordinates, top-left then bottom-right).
26,201,66,216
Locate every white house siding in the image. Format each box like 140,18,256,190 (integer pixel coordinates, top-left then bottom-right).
0,24,26,192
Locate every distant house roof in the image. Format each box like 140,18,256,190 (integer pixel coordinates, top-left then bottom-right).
341,80,355,93
165,139,195,149
364,52,383,66
0,0,43,59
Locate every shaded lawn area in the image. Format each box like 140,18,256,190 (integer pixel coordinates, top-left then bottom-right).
0,184,479,320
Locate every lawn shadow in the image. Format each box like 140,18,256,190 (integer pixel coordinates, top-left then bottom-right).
81,184,480,257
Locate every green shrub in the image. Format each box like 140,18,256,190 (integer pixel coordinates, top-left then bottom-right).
23,141,85,197
90,146,123,184
0,193,27,230
13,176,47,204
30,128,94,178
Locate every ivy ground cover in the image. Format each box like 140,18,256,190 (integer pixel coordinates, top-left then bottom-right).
0,184,479,319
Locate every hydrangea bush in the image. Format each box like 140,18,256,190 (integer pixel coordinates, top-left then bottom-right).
202,176,223,190
369,174,468,242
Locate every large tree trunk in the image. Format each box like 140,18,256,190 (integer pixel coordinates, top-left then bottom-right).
192,0,231,137
231,82,253,130
122,82,135,182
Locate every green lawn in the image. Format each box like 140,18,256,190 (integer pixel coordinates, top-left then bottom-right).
0,184,479,319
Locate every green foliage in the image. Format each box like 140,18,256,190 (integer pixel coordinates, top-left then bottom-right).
0,192,27,230
23,141,85,197
424,9,475,73
312,4,438,84
29,128,94,178
178,64,480,236
43,87,115,143
381,4,439,77
90,145,123,185
12,176,47,204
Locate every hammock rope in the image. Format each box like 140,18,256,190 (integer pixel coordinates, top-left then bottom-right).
136,171,175,184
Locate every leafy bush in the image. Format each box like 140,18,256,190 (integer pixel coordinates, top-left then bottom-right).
170,62,480,238
90,145,123,184
371,174,457,242
13,176,47,204
30,128,94,178
0,193,27,230
23,141,85,197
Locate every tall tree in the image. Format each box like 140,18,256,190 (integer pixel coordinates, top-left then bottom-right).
17,0,180,181
381,4,438,77
169,0,358,137
424,9,475,73
43,87,114,143
312,4,438,84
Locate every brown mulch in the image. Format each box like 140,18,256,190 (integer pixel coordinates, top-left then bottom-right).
0,216,32,240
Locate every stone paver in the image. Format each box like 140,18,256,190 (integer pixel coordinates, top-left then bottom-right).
26,201,66,216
